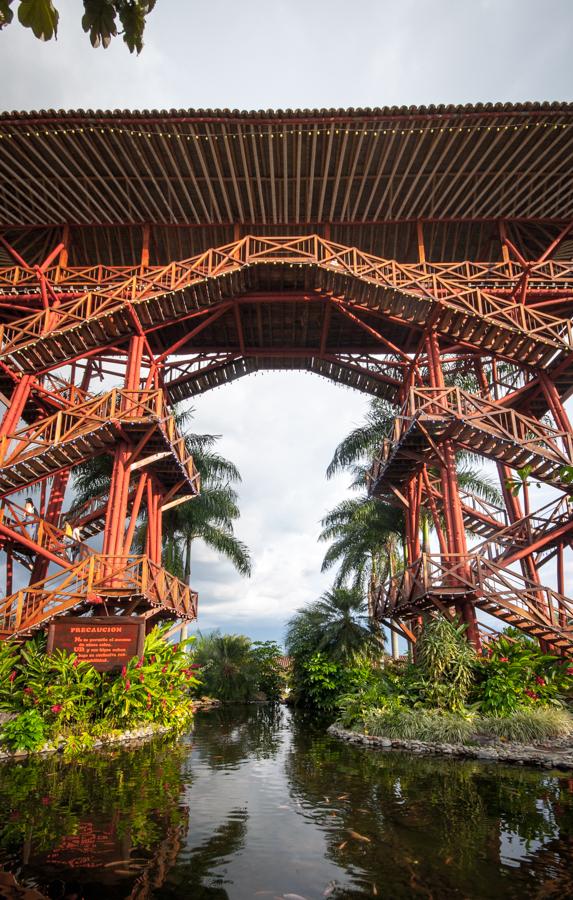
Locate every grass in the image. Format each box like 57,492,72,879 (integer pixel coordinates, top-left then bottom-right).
359,705,573,744
479,707,573,743
363,708,475,743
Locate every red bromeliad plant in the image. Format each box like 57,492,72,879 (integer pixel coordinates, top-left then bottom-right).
475,634,573,715
102,626,201,728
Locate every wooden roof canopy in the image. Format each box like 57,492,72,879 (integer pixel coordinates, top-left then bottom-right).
1,103,573,266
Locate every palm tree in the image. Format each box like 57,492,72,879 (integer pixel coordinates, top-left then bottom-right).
71,406,251,582
319,495,403,657
323,395,502,656
285,587,384,663
319,496,403,609
161,429,251,584
192,632,258,702
326,398,397,481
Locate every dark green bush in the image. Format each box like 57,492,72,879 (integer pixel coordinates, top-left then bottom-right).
250,640,285,701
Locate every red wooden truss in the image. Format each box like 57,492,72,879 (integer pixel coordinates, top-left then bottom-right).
0,105,572,651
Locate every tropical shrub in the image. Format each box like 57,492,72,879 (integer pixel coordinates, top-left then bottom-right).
0,626,200,751
289,651,378,713
5,638,102,726
334,617,573,743
415,616,477,711
285,588,384,663
101,627,199,728
191,632,259,703
1,709,47,751
294,652,348,712
250,640,285,701
474,635,573,715
337,660,422,728
190,633,290,703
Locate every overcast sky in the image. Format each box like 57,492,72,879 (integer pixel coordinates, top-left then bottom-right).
1,1,572,646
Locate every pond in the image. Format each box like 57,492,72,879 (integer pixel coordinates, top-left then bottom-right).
0,705,572,899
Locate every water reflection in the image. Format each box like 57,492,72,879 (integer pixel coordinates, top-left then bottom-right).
285,711,573,898
0,707,571,899
0,739,189,899
186,703,285,770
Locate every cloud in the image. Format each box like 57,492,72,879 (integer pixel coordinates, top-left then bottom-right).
2,0,572,112
185,372,368,643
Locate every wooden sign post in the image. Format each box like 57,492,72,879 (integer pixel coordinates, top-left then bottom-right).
47,617,146,672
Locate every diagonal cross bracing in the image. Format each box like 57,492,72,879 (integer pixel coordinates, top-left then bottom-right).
0,236,571,376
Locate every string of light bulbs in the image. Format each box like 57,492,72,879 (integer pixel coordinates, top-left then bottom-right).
0,120,570,142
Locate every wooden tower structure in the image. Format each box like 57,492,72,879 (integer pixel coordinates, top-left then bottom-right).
0,103,572,652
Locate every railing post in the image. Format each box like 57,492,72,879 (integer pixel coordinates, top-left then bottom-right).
14,591,24,629
87,555,95,592
53,412,62,445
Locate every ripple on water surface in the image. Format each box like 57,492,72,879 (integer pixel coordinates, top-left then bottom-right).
0,705,572,899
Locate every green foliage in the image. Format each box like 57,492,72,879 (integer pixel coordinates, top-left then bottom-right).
504,464,535,497
337,659,418,728
62,730,96,758
354,706,573,745
296,652,349,712
0,1,14,28
191,632,259,703
416,616,477,711
0,0,158,52
559,464,573,485
101,626,199,728
285,585,388,712
285,587,384,664
326,397,398,480
290,651,376,713
474,634,573,714
1,709,46,751
0,626,199,751
335,616,573,743
319,495,403,598
363,707,476,743
17,0,57,39
479,707,573,742
249,641,285,701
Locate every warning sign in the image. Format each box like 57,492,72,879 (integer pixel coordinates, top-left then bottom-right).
47,617,145,671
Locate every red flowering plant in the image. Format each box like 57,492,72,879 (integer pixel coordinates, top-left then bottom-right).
474,631,573,715
102,625,200,729
1,626,200,752
0,634,100,726
0,639,22,709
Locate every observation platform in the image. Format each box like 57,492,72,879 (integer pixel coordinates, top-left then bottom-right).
370,386,573,494
374,553,573,654
0,387,200,500
0,554,198,639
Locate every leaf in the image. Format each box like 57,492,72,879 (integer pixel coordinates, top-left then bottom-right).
117,0,146,54
17,0,59,40
0,0,14,27
81,0,117,49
